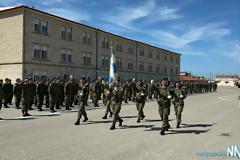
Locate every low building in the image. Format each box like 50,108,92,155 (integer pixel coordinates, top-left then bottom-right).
215,75,239,86
0,5,181,81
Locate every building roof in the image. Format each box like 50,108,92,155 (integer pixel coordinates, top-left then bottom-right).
216,75,239,79
0,5,181,56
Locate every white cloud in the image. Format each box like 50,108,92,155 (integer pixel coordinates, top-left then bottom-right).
151,23,231,49
156,7,183,20
45,7,91,22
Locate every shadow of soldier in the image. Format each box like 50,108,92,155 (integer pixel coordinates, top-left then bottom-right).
120,124,155,130
167,129,210,135
180,123,216,128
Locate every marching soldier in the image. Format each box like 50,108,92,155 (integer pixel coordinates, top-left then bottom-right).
123,81,130,103
135,80,147,123
130,78,137,102
21,79,35,117
13,78,22,109
92,79,101,107
172,82,187,128
74,78,89,125
158,78,172,135
109,76,124,130
102,81,113,119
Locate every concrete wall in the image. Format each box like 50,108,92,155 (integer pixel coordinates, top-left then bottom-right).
0,9,23,80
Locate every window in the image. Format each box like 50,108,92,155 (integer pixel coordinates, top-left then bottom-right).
101,56,109,67
156,53,160,59
33,19,48,35
127,60,134,70
60,51,66,62
156,64,160,73
164,55,168,61
41,46,48,60
128,44,134,54
82,31,92,45
33,19,41,33
139,62,144,71
60,49,72,63
82,52,92,65
148,63,153,72
116,41,123,52
102,37,109,48
148,50,153,58
33,44,41,59
139,47,144,56
170,55,173,63
41,21,48,35
67,50,72,62
33,44,48,61
67,27,72,40
61,26,67,40
116,57,122,68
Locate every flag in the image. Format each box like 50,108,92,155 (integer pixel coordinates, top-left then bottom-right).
109,46,116,86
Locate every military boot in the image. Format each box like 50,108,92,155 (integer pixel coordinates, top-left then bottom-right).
82,116,88,122
119,118,123,126
109,111,113,117
102,114,107,119
110,122,116,130
137,117,141,123
160,128,165,135
74,119,80,125
176,122,180,128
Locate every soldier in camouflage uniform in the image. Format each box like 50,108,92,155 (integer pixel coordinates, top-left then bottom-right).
135,80,147,123
123,81,130,103
21,79,35,117
159,78,172,135
92,79,101,107
102,81,113,119
74,79,89,125
2,78,13,108
110,77,124,130
65,79,75,110
0,79,3,118
13,78,22,109
49,79,58,113
130,78,137,102
36,79,48,111
172,82,187,128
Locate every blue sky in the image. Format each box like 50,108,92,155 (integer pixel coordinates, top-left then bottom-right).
0,0,239,77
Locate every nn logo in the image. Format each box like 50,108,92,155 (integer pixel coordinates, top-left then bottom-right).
227,145,240,159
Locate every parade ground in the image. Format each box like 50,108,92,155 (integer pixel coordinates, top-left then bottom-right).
0,87,240,160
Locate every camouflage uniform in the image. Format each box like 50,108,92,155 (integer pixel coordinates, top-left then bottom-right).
173,84,187,128
0,80,3,111
110,79,124,130
74,80,89,125
65,80,75,110
13,80,22,109
102,82,112,119
36,81,48,111
158,80,172,135
135,81,147,123
21,80,35,116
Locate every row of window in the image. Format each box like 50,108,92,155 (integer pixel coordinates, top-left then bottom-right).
32,19,179,63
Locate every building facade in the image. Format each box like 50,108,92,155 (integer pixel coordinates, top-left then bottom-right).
215,75,239,86
0,6,181,81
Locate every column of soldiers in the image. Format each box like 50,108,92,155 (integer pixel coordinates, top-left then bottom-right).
0,76,218,135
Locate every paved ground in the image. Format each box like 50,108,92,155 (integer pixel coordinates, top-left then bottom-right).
0,87,240,160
